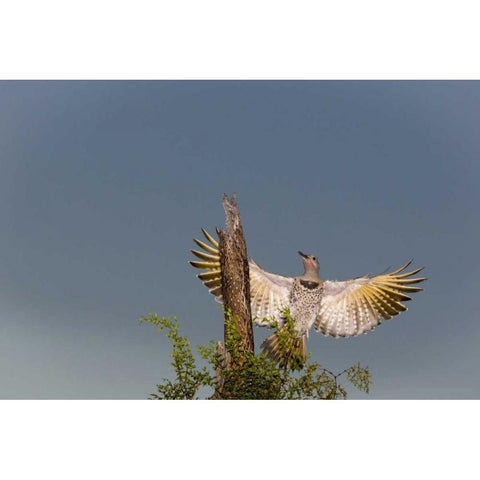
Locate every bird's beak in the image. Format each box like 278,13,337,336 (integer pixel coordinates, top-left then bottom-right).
298,251,308,259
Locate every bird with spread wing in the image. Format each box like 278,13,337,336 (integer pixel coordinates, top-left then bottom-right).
190,228,426,367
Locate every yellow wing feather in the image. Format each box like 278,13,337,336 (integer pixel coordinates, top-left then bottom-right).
190,229,293,321
189,229,223,303
315,263,426,337
248,259,293,326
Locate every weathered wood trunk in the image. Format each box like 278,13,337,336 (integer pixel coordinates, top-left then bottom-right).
217,193,255,357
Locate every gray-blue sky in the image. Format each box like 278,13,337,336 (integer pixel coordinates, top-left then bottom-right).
0,81,478,398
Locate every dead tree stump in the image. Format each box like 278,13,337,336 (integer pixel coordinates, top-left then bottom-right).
217,193,254,358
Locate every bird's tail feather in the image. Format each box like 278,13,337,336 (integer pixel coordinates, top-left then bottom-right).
261,331,306,370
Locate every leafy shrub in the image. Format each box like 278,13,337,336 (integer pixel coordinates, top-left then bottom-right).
140,312,372,400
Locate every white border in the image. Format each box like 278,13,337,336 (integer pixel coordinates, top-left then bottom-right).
0,400,478,478
1,1,479,79
0,1,478,477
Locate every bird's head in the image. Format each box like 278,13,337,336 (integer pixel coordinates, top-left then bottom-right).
298,251,319,275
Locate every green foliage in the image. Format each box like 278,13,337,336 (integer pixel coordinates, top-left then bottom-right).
139,314,213,399
140,312,372,400
346,362,373,394
269,311,307,371
215,309,284,399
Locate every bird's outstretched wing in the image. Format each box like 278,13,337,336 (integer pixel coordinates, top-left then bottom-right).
190,228,223,303
314,261,426,338
190,229,293,326
249,259,293,327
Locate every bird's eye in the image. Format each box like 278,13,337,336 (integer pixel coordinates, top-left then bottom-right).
312,257,316,261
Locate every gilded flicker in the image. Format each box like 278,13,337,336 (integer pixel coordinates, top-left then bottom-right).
190,228,426,367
